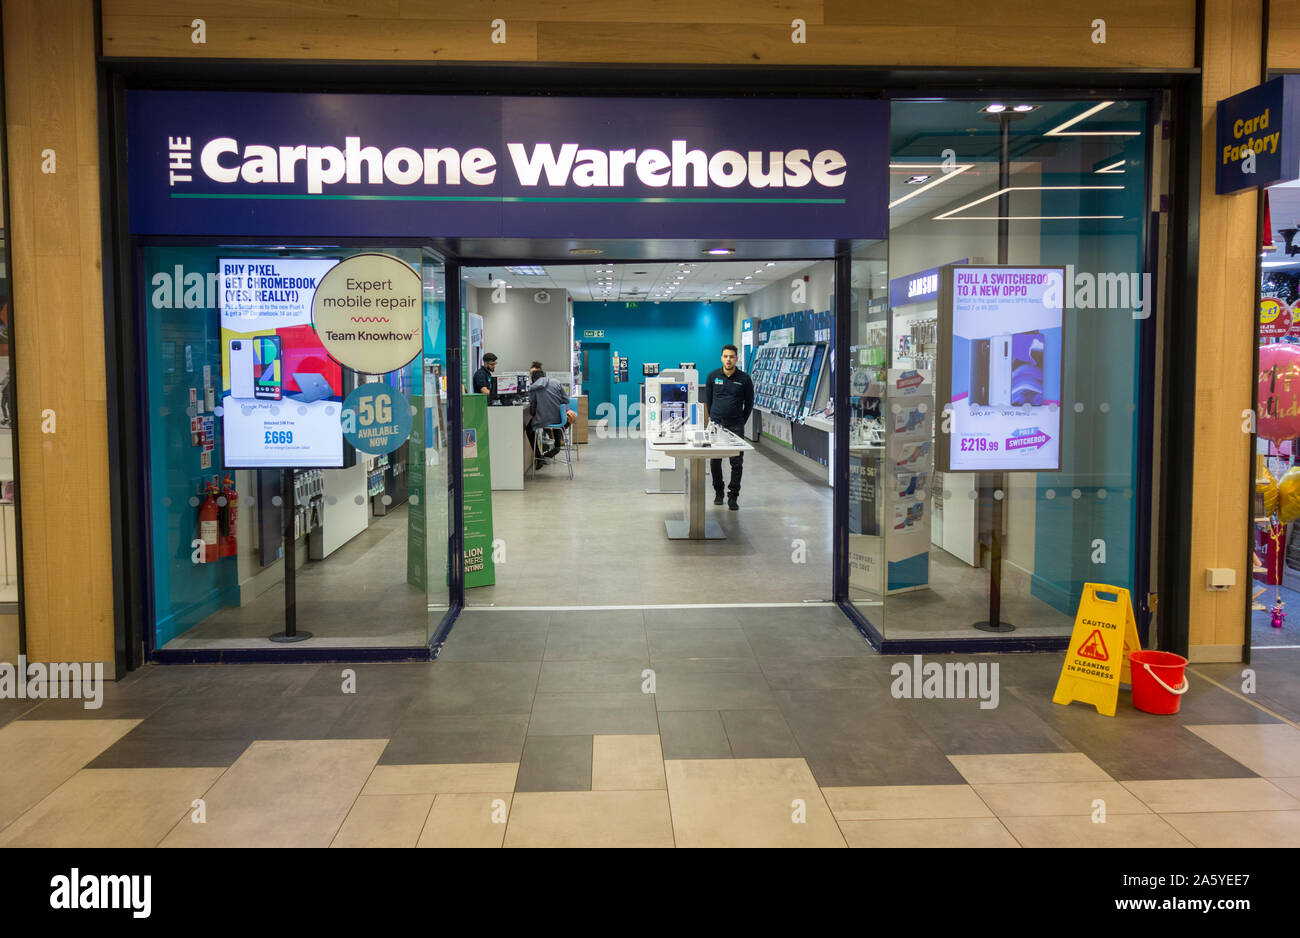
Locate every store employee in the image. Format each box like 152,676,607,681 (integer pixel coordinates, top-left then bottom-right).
472,353,498,396
703,344,754,511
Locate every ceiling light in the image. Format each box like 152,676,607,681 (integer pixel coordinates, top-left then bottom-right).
888,162,973,210
744,276,752,280
504,265,546,275
1044,101,1139,137
903,174,932,184
1013,104,1037,112
983,104,1007,113
766,261,776,266
933,185,1125,221
706,247,735,255
570,248,604,255
1094,158,1127,175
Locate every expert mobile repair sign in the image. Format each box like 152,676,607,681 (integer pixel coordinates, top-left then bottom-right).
125,91,888,240
1216,74,1300,194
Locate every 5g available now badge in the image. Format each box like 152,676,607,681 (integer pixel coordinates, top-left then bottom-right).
342,384,412,456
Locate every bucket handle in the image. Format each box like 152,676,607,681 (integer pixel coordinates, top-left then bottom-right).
1142,662,1189,696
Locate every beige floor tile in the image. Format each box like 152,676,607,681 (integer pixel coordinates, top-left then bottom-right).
0,719,141,831
1185,724,1300,777
947,752,1111,785
362,763,518,795
418,793,512,847
1269,777,1300,799
1121,777,1300,814
1160,810,1300,847
822,785,992,821
664,758,845,848
331,794,433,848
974,781,1151,817
592,735,665,791
839,817,1019,848
504,790,674,847
0,767,223,847
1001,814,1194,848
159,739,387,848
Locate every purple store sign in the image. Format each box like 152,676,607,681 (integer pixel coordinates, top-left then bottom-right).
127,91,889,240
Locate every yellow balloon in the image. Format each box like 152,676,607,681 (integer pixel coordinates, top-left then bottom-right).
1258,463,1280,518
1278,467,1300,524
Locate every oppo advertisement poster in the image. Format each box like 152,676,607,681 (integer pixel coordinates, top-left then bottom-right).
219,257,344,467
939,265,1065,472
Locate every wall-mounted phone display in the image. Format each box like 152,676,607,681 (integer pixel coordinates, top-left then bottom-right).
219,257,344,468
937,265,1065,472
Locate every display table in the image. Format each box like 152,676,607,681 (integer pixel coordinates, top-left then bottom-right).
648,429,754,540
486,404,527,491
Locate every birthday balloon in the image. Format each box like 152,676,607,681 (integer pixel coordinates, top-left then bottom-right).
1279,466,1300,524
1258,463,1280,518
1258,343,1300,442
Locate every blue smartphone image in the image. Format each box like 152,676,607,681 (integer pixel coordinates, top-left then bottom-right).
1011,331,1046,406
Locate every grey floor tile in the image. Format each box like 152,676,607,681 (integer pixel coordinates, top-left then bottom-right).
296,662,437,698
449,609,552,631
643,607,745,630
528,691,659,736
403,661,540,716
544,625,649,662
758,656,889,691
327,696,412,739
647,628,755,661
515,735,593,792
537,659,650,694
647,657,762,674
743,619,873,658
86,736,252,769
0,698,39,728
379,713,530,765
438,628,549,661
548,609,646,629
657,711,733,760
720,710,802,758
17,696,167,722
124,697,273,740
654,670,780,711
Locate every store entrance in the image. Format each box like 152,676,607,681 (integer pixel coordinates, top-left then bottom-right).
452,253,842,609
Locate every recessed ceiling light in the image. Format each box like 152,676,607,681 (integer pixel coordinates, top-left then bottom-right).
983,104,1007,113
1013,104,1037,112
766,261,776,266
744,276,752,280
706,247,734,255
570,248,604,255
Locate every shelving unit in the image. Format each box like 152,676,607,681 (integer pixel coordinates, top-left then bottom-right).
751,342,827,421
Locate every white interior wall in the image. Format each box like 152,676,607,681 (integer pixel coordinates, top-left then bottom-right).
475,286,572,379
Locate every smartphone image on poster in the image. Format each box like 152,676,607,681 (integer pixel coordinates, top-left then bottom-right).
253,335,282,400
229,339,254,399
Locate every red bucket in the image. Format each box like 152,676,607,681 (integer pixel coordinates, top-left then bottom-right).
1129,650,1189,714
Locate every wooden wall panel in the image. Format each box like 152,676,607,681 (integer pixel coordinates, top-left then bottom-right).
3,0,114,665
1186,0,1263,660
101,0,1196,68
1268,1,1300,70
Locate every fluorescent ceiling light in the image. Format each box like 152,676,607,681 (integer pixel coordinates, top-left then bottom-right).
1095,159,1127,175
1044,101,1140,137
934,185,1125,220
889,162,974,209
1262,260,1300,268
504,265,546,275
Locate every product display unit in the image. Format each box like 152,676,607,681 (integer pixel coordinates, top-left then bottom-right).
751,342,827,421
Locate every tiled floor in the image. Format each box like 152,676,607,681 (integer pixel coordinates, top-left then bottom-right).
5,605,1300,847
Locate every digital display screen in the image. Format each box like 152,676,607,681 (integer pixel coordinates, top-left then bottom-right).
938,265,1065,472
219,257,344,468
496,375,518,395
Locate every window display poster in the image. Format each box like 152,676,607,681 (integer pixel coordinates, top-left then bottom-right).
939,266,1065,472
219,257,343,467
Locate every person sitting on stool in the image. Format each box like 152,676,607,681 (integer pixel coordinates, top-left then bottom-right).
526,367,573,468
703,344,754,510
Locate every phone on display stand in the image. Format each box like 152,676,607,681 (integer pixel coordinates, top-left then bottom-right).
229,339,254,399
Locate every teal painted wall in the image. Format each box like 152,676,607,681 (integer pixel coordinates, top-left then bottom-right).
573,301,734,426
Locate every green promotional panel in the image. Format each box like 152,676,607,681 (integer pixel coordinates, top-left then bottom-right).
461,394,496,588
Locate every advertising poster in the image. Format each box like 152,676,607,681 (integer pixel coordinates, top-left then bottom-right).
219,257,343,467
461,395,496,588
885,368,933,591
939,266,1065,473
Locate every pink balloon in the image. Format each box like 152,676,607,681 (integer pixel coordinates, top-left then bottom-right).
1259,343,1300,442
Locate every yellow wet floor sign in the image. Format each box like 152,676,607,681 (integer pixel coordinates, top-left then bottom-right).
1052,583,1142,716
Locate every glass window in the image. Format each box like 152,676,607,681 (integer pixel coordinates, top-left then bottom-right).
850,98,1153,641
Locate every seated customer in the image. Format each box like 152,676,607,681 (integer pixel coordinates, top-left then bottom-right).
526,367,573,466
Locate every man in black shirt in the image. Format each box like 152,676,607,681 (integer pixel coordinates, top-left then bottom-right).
472,353,497,397
702,344,754,510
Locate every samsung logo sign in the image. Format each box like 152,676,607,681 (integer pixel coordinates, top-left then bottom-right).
172,136,849,195
907,273,938,298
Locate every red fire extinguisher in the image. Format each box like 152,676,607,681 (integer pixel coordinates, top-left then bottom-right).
197,478,219,564
219,474,238,558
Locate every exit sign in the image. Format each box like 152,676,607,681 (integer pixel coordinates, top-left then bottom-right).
583,329,604,338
